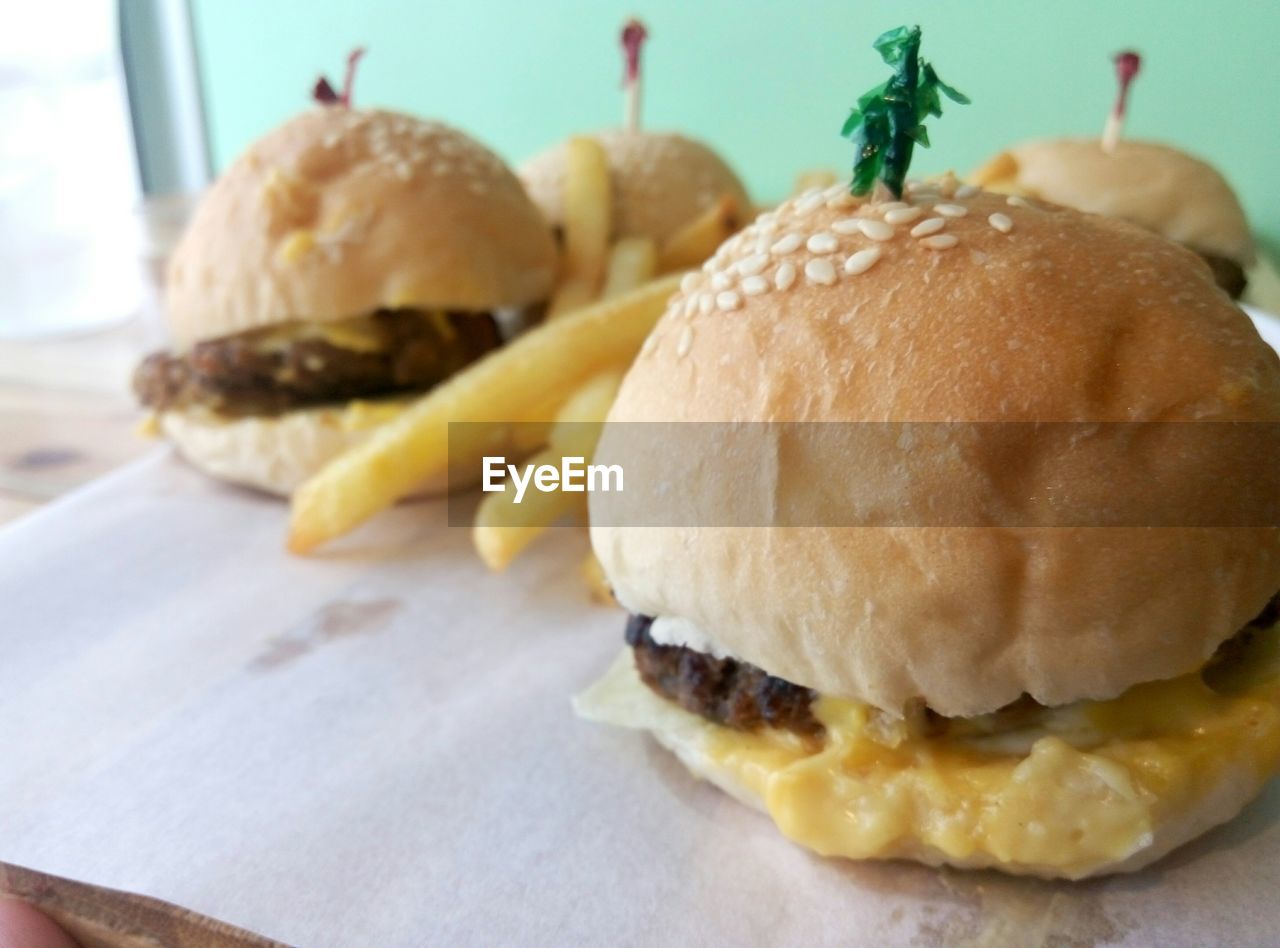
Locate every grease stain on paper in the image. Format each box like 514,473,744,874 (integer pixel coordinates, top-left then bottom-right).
250,598,405,670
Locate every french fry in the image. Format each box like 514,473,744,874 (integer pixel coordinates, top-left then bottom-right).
547,276,598,319
601,237,657,300
550,370,623,433
792,168,839,195
472,447,584,571
287,274,683,553
473,371,623,571
656,194,741,273
556,136,612,313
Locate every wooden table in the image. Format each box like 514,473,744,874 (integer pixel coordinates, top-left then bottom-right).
0,317,162,527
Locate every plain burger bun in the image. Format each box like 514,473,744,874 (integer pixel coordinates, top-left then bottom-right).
519,130,750,244
590,183,1280,719
165,107,558,350
970,138,1255,268
160,404,455,497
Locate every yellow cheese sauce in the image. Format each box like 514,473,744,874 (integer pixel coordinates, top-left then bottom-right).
703,623,1280,877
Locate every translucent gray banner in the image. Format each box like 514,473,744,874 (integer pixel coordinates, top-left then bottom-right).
447,421,1280,528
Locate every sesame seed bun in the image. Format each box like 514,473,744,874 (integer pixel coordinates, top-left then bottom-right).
970,138,1255,268
518,130,750,244
165,107,557,350
590,182,1280,718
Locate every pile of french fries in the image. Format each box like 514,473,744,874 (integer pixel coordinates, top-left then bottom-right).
287,136,745,597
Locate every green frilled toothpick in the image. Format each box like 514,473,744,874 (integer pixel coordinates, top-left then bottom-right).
841,26,969,199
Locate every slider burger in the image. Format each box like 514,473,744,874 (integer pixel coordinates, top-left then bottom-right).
518,19,748,248
582,31,1280,877
134,105,556,493
519,129,750,246
971,53,1254,299
577,176,1280,878
971,138,1256,299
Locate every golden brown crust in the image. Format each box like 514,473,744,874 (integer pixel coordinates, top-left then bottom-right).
971,138,1255,266
519,130,750,244
591,182,1280,717
165,108,557,349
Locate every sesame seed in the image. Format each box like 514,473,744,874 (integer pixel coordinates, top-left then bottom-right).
858,219,895,242
879,201,910,212
395,162,412,180
682,295,699,317
911,218,946,238
883,206,923,225
806,232,839,254
955,184,979,198
641,334,657,356
771,233,803,254
775,262,797,291
711,272,733,292
934,203,968,218
741,275,769,296
844,246,883,275
322,132,341,149
698,293,714,316
805,258,837,285
757,219,779,235
988,212,1014,234
680,272,700,294
826,191,858,209
716,290,742,311
1007,195,1033,208
795,193,824,215
753,233,772,254
922,234,959,250
737,253,770,276
677,326,693,357
831,218,863,235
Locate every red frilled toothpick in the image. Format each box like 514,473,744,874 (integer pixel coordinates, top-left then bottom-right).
313,47,367,107
1101,50,1141,153
620,19,649,131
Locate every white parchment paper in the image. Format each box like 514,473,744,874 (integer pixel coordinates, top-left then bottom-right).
1,453,1278,948
2,308,1280,947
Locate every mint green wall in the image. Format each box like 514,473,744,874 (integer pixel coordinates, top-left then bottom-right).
191,1,1279,256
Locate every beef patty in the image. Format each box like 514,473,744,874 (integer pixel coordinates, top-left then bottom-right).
626,613,823,738
135,309,501,417
626,592,1280,740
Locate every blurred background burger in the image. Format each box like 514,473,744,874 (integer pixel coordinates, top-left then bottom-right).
133,104,556,494
971,138,1255,298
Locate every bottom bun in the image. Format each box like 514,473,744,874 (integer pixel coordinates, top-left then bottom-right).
159,401,453,497
575,649,1280,879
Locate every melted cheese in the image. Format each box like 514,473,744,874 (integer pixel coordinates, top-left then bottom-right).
252,318,391,355
335,398,412,432
576,621,1280,878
